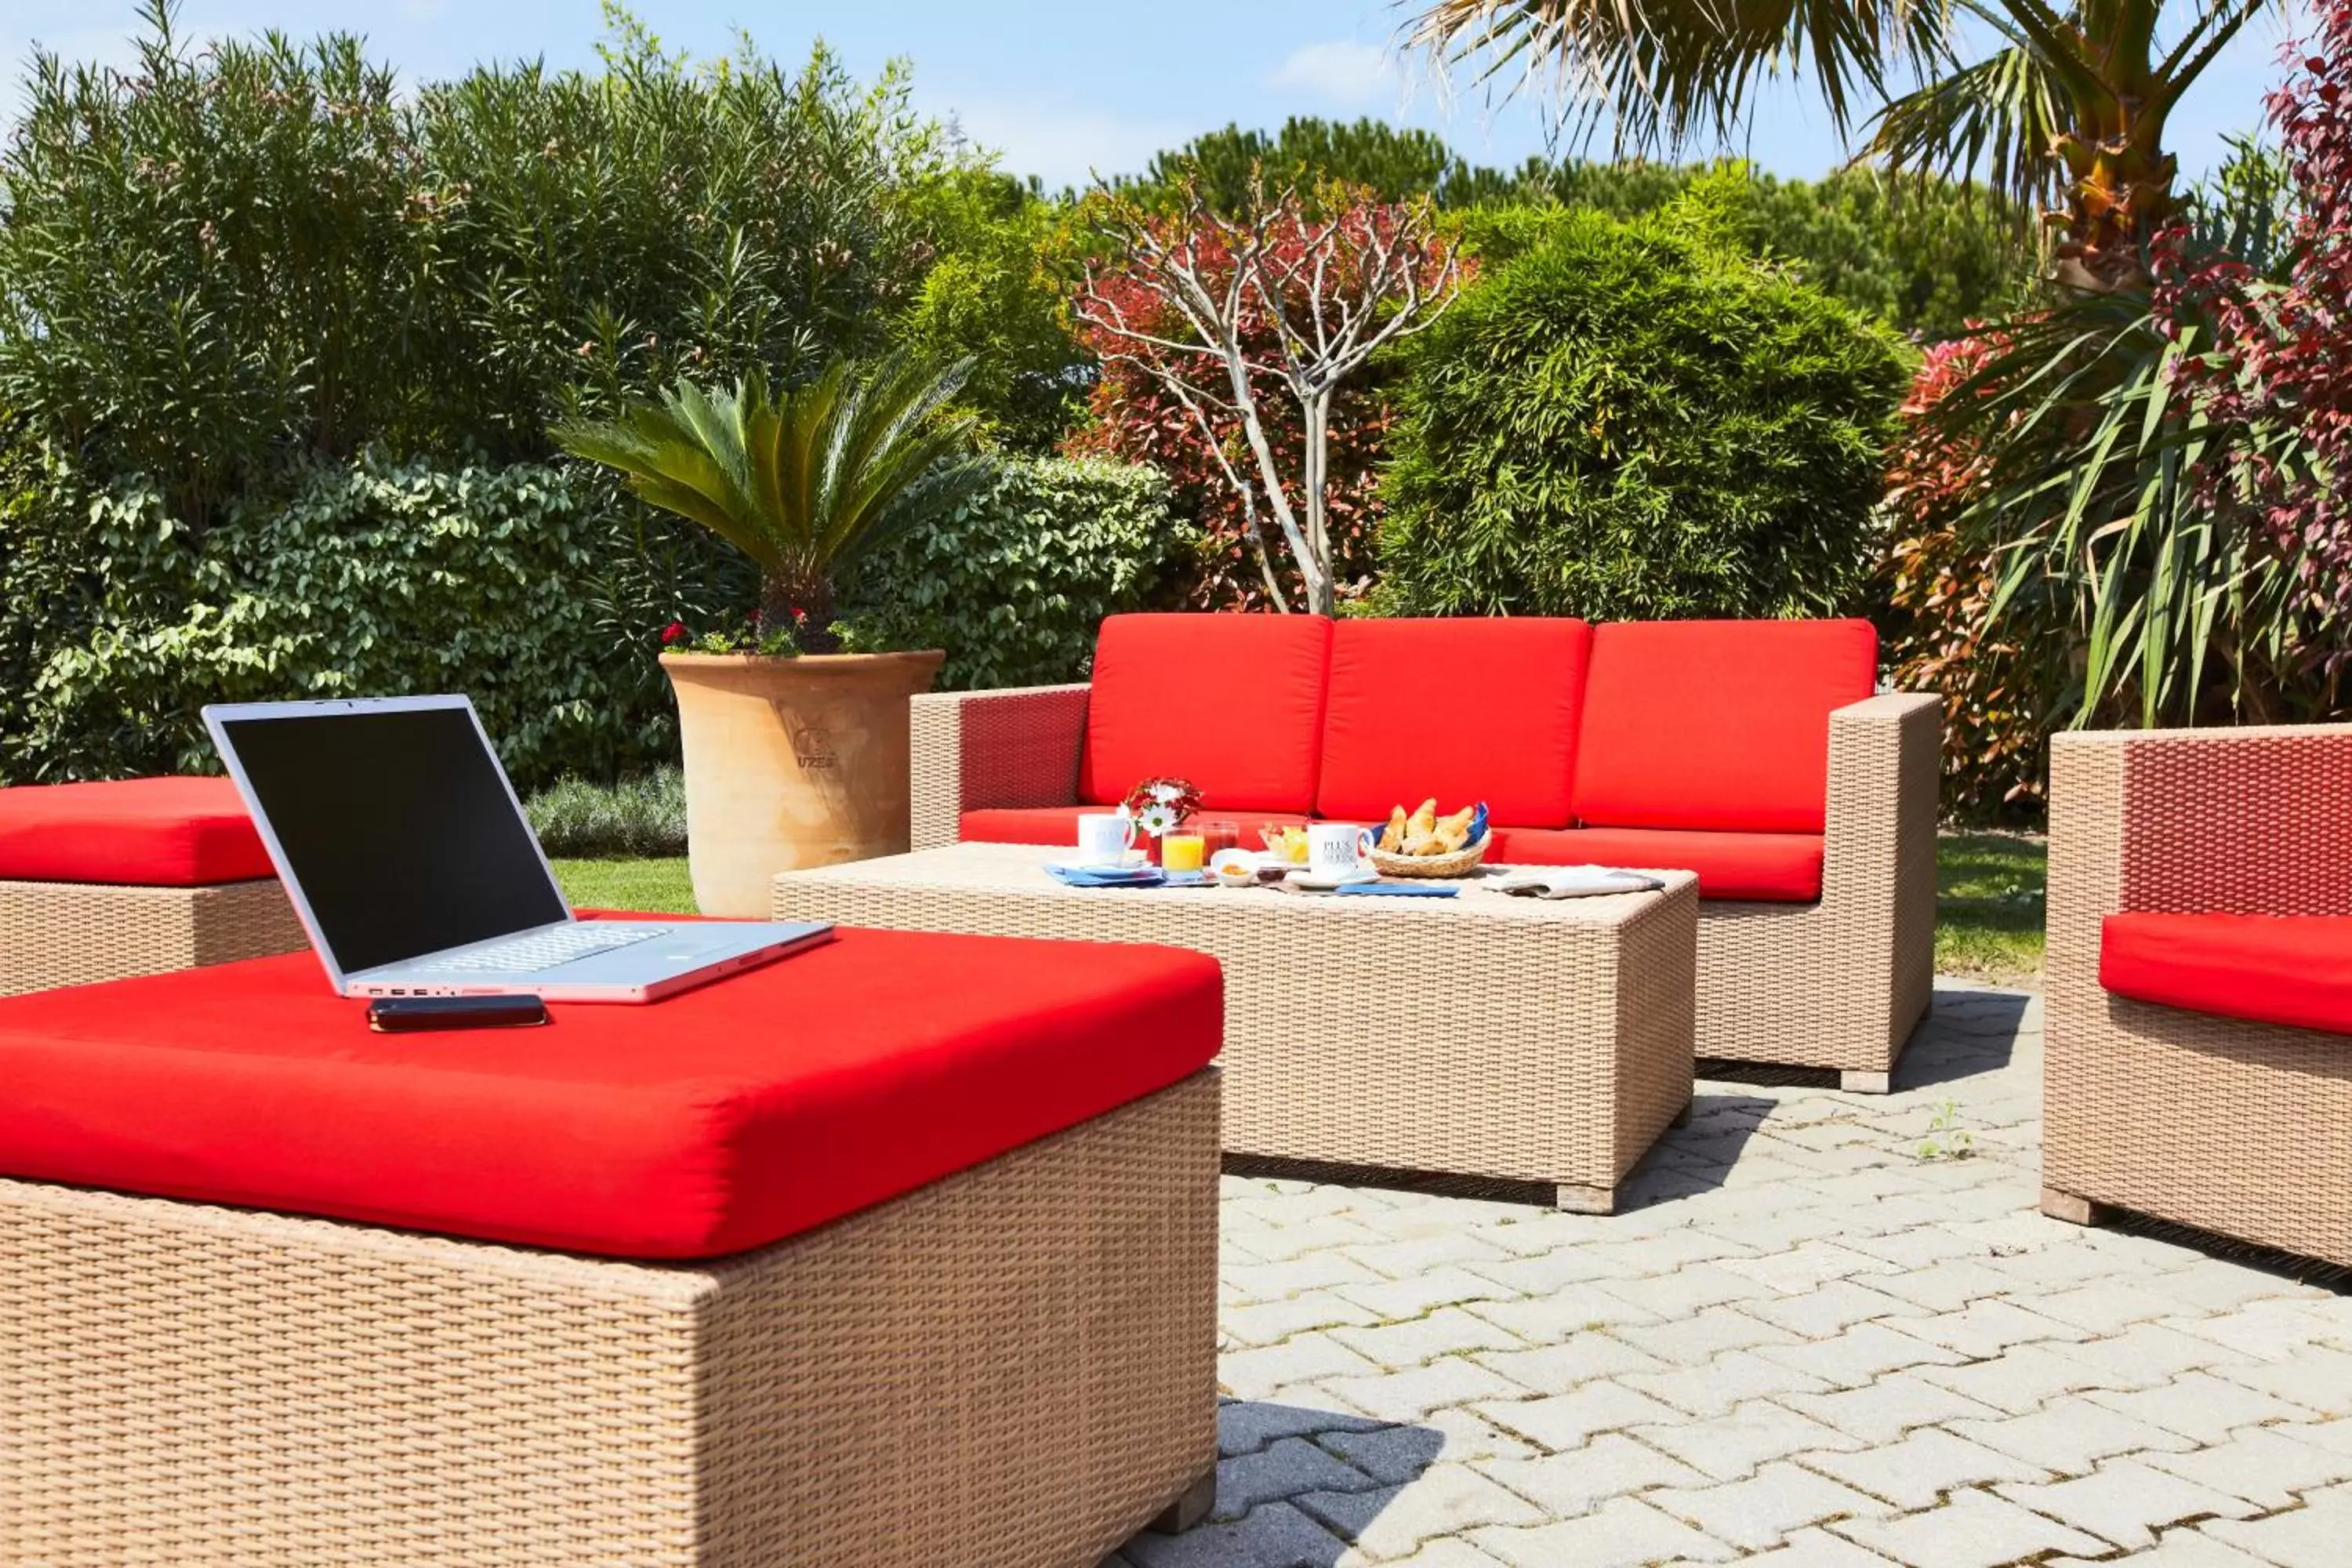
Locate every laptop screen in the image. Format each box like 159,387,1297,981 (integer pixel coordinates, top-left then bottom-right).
215,704,568,975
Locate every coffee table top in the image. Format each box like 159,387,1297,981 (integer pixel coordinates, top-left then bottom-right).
779,842,1695,932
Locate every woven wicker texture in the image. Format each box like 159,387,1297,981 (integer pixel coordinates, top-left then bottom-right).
0,877,306,998
907,684,1938,1082
910,683,1091,851
0,1071,1220,1566
777,845,1697,1203
2045,728,2352,1268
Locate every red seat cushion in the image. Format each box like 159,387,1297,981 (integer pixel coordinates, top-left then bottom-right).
1078,613,1332,812
2101,913,2352,1036
1316,618,1592,828
0,926,1221,1260
0,776,274,887
962,805,1312,849
1488,826,1825,902
1572,620,1878,834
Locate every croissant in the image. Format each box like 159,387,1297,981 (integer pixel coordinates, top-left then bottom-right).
1403,830,1444,857
1406,797,1437,838
1432,805,1475,852
1379,805,1409,852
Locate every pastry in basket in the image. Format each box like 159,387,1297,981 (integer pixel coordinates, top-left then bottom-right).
1406,798,1437,838
1432,805,1476,853
1379,806,1409,852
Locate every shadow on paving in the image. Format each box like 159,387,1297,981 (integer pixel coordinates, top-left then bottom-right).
1112,1401,1445,1568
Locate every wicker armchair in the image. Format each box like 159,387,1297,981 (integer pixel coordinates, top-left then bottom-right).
911,682,1940,1091
2044,724,2352,1266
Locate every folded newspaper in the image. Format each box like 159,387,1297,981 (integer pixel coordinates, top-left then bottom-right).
1493,866,1668,899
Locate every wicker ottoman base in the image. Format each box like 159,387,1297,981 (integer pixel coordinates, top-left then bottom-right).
0,877,305,996
0,1071,1221,1566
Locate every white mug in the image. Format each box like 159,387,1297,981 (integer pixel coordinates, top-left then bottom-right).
1076,812,1137,866
1308,822,1376,881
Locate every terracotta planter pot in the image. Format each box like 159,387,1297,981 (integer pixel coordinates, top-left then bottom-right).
660,650,945,916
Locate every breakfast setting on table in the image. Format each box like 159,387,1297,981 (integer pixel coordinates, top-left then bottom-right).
1044,776,1666,901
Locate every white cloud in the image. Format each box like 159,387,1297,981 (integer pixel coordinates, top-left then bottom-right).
1266,39,1395,107
936,94,1198,190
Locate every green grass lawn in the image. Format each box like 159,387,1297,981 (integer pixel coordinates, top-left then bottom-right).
556,832,2052,985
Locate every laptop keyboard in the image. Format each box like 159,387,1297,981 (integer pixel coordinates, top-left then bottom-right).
412,923,672,975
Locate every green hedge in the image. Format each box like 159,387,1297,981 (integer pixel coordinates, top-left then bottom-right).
0,453,738,787
1376,201,1909,623
837,456,1190,689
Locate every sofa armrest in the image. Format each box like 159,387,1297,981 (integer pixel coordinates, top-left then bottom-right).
909,684,1091,851
2048,725,2352,1004
1820,692,1943,1036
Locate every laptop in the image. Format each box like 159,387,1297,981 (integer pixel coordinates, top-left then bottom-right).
202,695,832,1003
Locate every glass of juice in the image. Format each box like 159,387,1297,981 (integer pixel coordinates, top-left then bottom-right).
1195,818,1240,860
1161,832,1207,873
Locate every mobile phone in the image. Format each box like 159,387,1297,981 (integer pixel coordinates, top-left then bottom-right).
367,995,550,1033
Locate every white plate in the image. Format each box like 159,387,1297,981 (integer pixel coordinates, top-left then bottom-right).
1283,868,1379,891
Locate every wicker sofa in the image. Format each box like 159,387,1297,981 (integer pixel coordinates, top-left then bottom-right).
2044,724,2352,1268
912,613,1940,1090
0,775,303,997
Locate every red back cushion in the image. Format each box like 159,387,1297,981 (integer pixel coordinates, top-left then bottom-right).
1572,619,1878,833
1079,614,1334,811
1316,618,1592,828
0,775,274,887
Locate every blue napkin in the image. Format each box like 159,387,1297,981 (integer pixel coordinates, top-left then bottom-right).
1330,880,1459,897
1046,864,1167,889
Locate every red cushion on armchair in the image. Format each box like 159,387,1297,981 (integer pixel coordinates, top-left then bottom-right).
1078,613,1333,811
0,926,1222,1260
2101,912,2352,1036
1572,619,1878,834
1316,617,1592,828
0,775,274,887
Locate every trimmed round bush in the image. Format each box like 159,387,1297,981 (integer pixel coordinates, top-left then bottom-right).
1375,207,1909,622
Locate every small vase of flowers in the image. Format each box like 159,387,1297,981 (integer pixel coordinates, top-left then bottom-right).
1121,777,1202,866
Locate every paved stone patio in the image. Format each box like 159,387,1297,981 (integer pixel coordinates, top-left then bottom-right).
1109,982,2352,1567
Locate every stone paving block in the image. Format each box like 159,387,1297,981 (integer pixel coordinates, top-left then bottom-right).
2088,1370,2327,1445
1123,1500,1349,1568
2197,1479,2352,1568
1472,1381,1684,1451
1319,1407,1534,1484
2017,1280,2189,1335
1223,1333,1387,1402
1753,1320,1967,1389
1707,1525,1910,1566
1219,1399,1386,1457
1613,1307,1801,1368
2005,1457,2263,1549
1461,1247,1635,1297
2182,1306,2352,1367
2045,1531,2270,1567
2125,1261,2326,1313
1745,1279,1915,1338
1342,1231,1516,1281
2140,1422,2352,1510
1825,1489,2107,1568
1225,1291,1391,1348
1215,1436,1384,1521
1650,1461,1893,1552
1950,1393,2198,1475
1911,1341,2136,1414
1333,1266,1521,1322
1473,1332,1664,1396
1686,1205,1849,1254
1715,1242,1902,1295
1460,1285,1662,1344
1575,1227,1759,1278
1620,1348,1834,1419
1472,1497,1738,1567
1320,1358,1532,1424
1297,1462,1545,1562
1801,1427,2051,1510
1776,1370,2005,1446
1337,1540,1512,1568
1859,1257,2016,1315
1328,1307,1528,1370
1838,1222,1999,1270
1243,1214,1392,1263
1592,1261,1783,1318
1629,1398,1861,1483
1224,1252,1389,1305
1880,1298,2090,1358
1474,1432,1709,1515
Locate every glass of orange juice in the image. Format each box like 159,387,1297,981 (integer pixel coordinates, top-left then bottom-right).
1161,831,1207,873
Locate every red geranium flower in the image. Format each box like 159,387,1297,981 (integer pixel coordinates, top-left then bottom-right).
659,620,688,646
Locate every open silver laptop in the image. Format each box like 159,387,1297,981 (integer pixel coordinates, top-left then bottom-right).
202,695,831,1003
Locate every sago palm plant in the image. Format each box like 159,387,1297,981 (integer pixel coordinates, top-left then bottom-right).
1406,0,2286,289
554,352,985,647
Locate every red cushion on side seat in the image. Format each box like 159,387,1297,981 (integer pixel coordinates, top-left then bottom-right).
0,776,274,887
961,806,1312,849
1488,826,1825,902
2101,913,2352,1036
1316,618,1592,828
1077,614,1332,811
0,927,1222,1260
1572,620,1878,834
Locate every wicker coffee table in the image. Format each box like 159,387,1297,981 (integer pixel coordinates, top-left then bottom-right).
777,844,1697,1213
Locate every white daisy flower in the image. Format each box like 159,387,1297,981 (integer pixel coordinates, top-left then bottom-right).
1150,782,1183,805
1134,802,1181,837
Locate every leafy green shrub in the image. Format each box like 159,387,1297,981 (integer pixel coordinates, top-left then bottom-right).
525,768,688,857
0,454,724,787
1376,200,1909,622
835,456,1190,689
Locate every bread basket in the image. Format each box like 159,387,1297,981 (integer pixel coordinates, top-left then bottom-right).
1367,837,1490,879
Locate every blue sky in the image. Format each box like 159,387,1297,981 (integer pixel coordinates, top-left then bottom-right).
1,2,2300,191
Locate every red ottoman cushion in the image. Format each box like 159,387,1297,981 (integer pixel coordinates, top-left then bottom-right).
961,805,1311,850
1488,826,1826,902
1078,613,1333,811
0,776,274,887
1316,617,1592,829
0,926,1221,1259
1572,619,1878,834
2101,913,2352,1036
